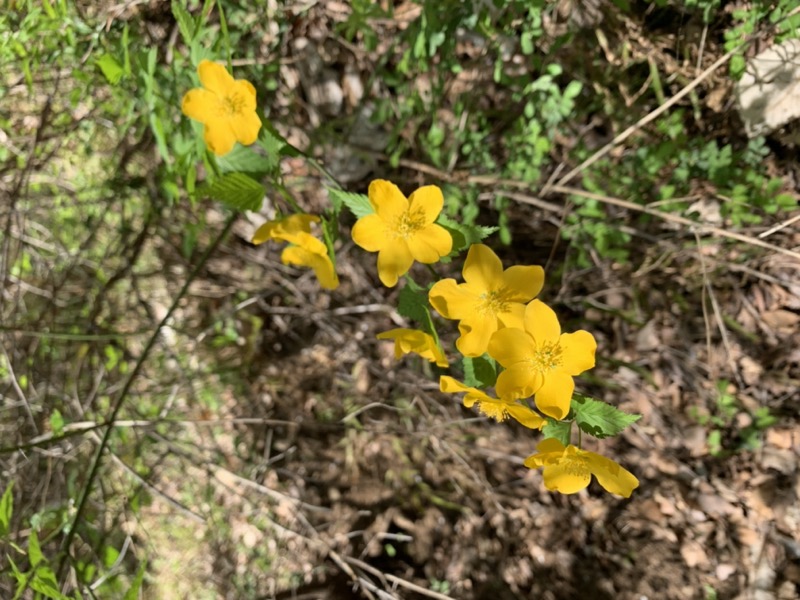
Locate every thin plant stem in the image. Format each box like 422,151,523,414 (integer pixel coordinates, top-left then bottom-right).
56,213,237,581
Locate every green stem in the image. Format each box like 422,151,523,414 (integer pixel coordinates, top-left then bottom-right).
56,213,237,580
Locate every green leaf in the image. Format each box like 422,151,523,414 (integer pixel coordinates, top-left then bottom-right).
571,395,641,439
397,278,430,325
0,481,13,535
95,53,124,85
436,214,497,254
198,173,265,212
216,143,276,177
31,565,65,600
123,560,148,600
28,530,43,567
327,188,374,219
171,1,195,44
462,355,496,388
320,214,339,261
542,419,572,446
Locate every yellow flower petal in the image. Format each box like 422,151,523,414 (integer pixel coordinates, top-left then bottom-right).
439,376,494,407
368,179,408,223
231,108,261,146
542,459,592,494
487,327,534,367
281,245,338,290
252,214,318,245
585,451,640,498
496,302,525,330
198,60,234,95
181,88,219,124
407,185,444,225
559,330,597,376
504,403,546,430
462,244,503,289
236,79,257,102
351,213,389,252
378,329,447,367
495,363,543,400
429,279,476,320
523,300,561,344
376,243,414,288
501,265,545,301
455,314,498,358
533,370,574,420
203,122,237,157
406,223,452,263
536,437,566,454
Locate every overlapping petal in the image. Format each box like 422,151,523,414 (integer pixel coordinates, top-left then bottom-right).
377,329,448,367
182,60,261,156
462,244,503,289
376,244,414,288
531,370,573,420
351,214,388,252
523,299,560,343
407,185,444,225
282,244,339,290
559,331,597,375
368,180,408,223
524,438,639,497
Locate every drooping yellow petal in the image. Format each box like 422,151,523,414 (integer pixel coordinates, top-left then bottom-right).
523,299,561,344
351,213,389,252
533,369,574,420
377,329,447,367
535,437,567,454
585,452,640,498
462,244,503,290
541,459,592,494
368,179,408,223
455,314,498,358
198,59,235,95
252,214,318,245
429,279,476,320
281,245,338,290
407,185,444,225
504,403,546,430
376,243,414,288
439,376,495,407
487,327,535,367
501,264,545,301
181,88,219,124
406,223,452,263
495,363,542,401
558,330,597,376
203,122,237,156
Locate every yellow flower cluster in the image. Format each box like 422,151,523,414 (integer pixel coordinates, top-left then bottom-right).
180,61,638,497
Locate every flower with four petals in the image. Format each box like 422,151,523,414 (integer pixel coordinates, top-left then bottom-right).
351,180,452,288
377,329,448,367
429,244,544,357
524,438,639,497
182,60,262,156
440,376,545,430
488,299,596,420
252,214,339,290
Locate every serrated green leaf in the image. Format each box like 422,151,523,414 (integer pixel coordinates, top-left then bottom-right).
199,173,265,212
28,530,43,567
572,395,641,439
462,355,496,388
216,143,276,176
397,278,430,324
95,53,124,85
123,560,148,600
437,214,497,254
257,126,287,162
327,188,374,219
171,1,195,44
542,419,572,446
0,481,13,536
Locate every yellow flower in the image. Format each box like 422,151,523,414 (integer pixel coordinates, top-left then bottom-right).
377,329,448,367
488,299,596,420
429,244,544,357
351,180,452,288
439,376,545,429
524,438,639,497
252,214,339,290
181,60,262,156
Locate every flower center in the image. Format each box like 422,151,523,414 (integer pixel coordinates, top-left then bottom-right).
527,340,563,374
559,450,590,478
391,208,426,240
221,92,247,116
477,288,513,317
477,400,508,422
